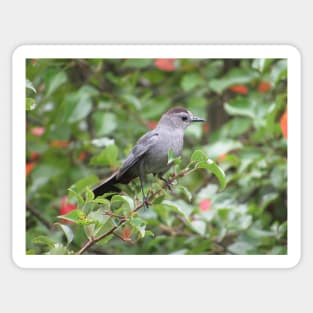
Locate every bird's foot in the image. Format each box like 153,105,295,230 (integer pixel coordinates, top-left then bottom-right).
159,177,173,191
164,180,173,191
143,196,150,209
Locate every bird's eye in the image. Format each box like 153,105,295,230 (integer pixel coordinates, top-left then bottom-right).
181,116,188,121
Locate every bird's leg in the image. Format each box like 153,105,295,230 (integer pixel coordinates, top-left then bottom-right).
139,161,149,209
158,173,173,191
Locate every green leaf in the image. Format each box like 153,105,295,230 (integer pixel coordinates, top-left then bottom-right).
99,192,118,199
197,184,218,200
187,96,207,109
167,148,181,165
224,99,255,119
205,60,224,78
26,98,36,110
218,117,252,138
32,236,55,249
167,148,176,164
270,163,287,190
54,223,74,245
191,220,206,236
185,123,203,140
170,249,188,255
91,137,115,147
237,215,253,230
87,209,110,235
90,144,119,166
176,185,192,202
209,68,259,93
120,94,142,110
92,112,117,136
145,230,155,238
70,175,99,194
60,85,98,123
141,97,170,119
246,227,274,240
252,59,274,73
46,243,72,255
270,59,287,85
144,71,165,84
79,85,100,97
260,192,279,210
58,209,92,225
162,200,189,220
68,188,85,207
111,195,134,210
195,159,227,190
68,96,92,123
91,197,110,206
122,59,152,69
191,150,208,162
270,246,287,255
181,73,202,91
228,241,255,254
204,139,243,159
97,234,114,246
45,70,67,96
31,164,62,181
26,79,36,93
129,217,146,238
85,224,96,241
85,186,95,201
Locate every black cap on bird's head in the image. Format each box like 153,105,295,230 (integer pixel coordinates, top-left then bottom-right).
160,106,206,129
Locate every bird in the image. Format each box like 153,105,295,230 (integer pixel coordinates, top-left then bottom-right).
92,107,205,207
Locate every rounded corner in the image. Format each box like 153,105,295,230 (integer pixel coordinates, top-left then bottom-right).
12,45,29,61
11,251,28,269
284,44,301,60
285,252,302,269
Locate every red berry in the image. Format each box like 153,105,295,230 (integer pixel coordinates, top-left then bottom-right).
199,199,212,212
30,152,40,161
50,140,70,148
147,120,158,129
280,110,287,139
59,196,77,224
258,81,271,93
154,59,176,71
202,123,209,134
229,85,248,95
26,162,36,176
121,227,132,240
217,153,228,163
31,127,45,137
79,152,86,161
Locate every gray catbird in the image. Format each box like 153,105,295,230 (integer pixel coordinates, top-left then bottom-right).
92,107,205,206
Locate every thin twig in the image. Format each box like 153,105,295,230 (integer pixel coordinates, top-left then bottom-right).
103,211,126,219
26,204,53,230
76,222,122,255
76,167,190,255
113,231,136,244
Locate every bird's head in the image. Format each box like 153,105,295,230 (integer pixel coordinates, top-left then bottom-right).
160,107,206,129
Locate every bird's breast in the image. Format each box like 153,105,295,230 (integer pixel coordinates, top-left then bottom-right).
143,129,184,174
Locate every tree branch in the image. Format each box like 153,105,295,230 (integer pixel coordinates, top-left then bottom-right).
76,167,190,255
27,204,53,230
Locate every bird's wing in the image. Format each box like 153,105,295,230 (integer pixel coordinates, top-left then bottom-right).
116,131,159,179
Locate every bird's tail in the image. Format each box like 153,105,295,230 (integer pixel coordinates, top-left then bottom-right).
92,170,135,198
92,172,121,197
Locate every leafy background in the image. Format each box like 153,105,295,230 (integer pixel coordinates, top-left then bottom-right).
26,58,287,255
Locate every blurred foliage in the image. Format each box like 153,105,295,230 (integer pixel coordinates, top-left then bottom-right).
26,58,287,255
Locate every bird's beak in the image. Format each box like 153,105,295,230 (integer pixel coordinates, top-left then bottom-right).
192,116,206,123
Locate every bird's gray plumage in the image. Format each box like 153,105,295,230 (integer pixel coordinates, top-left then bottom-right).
116,131,160,179
92,107,205,203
